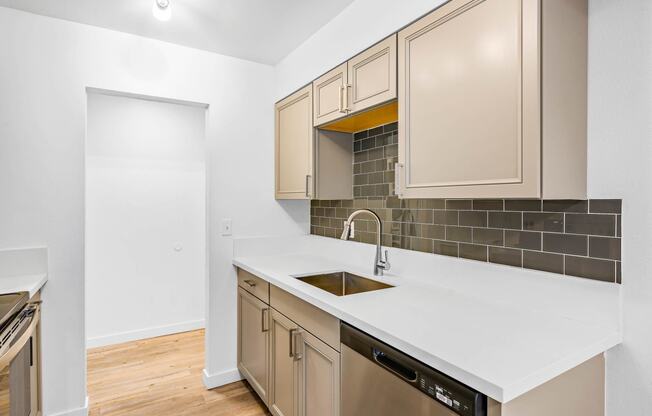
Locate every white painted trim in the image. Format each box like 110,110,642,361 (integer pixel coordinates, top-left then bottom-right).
47,396,89,416
202,368,242,389
86,320,205,348
86,87,210,109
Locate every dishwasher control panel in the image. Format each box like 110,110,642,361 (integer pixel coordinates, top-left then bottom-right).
418,375,476,416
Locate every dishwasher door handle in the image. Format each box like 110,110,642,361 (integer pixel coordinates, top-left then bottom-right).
373,348,418,383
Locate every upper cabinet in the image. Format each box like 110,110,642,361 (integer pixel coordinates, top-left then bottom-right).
313,35,397,127
313,63,348,126
275,85,353,201
275,85,314,200
397,0,588,199
347,35,397,114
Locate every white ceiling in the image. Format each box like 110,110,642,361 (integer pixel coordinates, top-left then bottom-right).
0,0,355,64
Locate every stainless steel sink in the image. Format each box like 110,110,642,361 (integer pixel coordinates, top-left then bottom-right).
296,272,393,296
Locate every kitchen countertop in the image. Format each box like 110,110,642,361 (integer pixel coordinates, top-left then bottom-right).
0,273,47,298
232,235,621,403
0,247,48,298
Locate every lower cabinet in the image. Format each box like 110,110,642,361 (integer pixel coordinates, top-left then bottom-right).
269,309,341,416
237,287,270,405
269,309,299,416
237,274,341,416
296,329,340,416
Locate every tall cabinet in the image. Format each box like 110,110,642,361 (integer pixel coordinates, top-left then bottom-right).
397,0,588,199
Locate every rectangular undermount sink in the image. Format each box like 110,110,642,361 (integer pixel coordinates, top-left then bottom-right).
296,272,393,296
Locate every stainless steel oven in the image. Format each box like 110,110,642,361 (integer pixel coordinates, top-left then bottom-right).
0,293,40,416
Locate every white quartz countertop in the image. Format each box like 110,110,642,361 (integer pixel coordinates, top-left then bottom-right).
232,235,621,403
0,247,48,298
0,273,47,298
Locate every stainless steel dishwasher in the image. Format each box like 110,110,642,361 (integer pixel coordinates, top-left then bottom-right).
341,323,487,416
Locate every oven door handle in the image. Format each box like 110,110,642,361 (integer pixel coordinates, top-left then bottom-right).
0,304,40,371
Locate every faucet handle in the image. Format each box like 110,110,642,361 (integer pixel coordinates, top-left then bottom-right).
381,250,391,271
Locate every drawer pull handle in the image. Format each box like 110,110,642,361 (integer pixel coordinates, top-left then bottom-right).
243,279,256,287
261,308,269,332
292,329,303,361
289,328,296,358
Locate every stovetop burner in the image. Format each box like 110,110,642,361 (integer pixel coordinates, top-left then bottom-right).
0,292,29,333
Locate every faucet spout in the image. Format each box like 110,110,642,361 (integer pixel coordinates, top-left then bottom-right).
341,209,390,276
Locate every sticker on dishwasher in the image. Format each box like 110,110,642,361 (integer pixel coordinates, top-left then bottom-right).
436,392,453,407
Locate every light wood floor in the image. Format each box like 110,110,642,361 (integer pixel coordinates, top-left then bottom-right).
87,329,270,416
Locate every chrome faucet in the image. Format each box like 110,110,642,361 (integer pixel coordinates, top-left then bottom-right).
340,209,391,276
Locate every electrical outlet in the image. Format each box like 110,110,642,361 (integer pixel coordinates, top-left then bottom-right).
221,219,233,236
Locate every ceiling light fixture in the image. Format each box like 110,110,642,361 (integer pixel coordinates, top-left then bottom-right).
152,0,172,22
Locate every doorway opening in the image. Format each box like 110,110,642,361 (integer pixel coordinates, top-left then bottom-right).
84,89,207,348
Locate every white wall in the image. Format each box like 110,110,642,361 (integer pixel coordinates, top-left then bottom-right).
273,0,652,414
85,92,206,347
0,7,307,416
587,0,652,414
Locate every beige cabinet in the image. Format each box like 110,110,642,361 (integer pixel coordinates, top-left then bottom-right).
275,85,352,200
313,35,397,127
347,35,397,115
237,269,341,416
269,309,340,416
275,85,314,199
313,63,348,127
268,284,341,416
296,330,340,416
269,309,299,416
237,287,270,405
397,0,587,199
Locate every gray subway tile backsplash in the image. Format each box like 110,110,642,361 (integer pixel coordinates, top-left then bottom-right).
459,211,488,227
489,247,522,268
565,213,616,236
523,251,565,274
589,199,622,214
310,122,623,284
543,200,589,213
543,233,588,256
505,230,542,251
523,212,564,232
565,256,616,282
460,244,488,262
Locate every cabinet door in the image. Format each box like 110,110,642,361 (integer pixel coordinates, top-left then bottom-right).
276,85,314,200
313,63,348,126
296,330,340,416
397,0,541,198
237,288,270,405
269,309,299,416
347,34,397,114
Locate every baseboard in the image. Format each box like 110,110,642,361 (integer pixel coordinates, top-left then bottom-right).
47,396,88,416
86,319,205,348
202,368,242,389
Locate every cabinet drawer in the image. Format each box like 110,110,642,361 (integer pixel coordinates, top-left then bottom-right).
270,285,339,351
238,269,270,304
